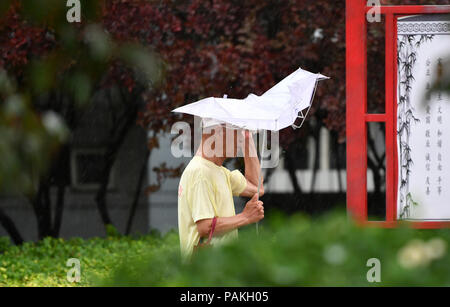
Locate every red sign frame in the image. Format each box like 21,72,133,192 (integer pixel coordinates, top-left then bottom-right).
345,1,450,228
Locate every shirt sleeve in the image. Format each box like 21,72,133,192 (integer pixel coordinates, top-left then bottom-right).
229,169,247,196
190,178,217,223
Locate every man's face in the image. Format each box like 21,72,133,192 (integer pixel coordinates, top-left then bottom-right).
202,125,239,158
223,127,239,158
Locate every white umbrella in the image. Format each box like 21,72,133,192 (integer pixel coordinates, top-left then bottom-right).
173,67,329,131
172,66,329,232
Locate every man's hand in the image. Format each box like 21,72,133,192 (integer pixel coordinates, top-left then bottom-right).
196,193,264,237
242,193,264,224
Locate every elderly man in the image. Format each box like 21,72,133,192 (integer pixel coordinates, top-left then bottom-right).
177,119,264,260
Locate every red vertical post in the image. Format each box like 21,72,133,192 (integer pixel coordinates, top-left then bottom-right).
392,14,399,222
346,0,367,221
385,13,395,222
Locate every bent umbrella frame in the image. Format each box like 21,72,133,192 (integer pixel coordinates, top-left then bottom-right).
253,77,321,234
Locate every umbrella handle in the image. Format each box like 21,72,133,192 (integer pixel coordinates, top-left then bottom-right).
256,129,266,235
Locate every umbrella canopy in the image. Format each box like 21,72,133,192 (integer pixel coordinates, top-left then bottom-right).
172,67,329,131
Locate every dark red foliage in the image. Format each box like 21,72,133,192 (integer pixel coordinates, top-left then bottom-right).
0,2,55,76
2,0,448,145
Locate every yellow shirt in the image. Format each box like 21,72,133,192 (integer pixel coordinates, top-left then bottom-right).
177,155,247,261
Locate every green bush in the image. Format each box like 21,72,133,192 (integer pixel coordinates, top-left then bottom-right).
0,236,11,253
0,231,178,286
1,210,449,286
100,210,450,286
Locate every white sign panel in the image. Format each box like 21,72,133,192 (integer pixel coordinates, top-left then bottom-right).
397,14,450,221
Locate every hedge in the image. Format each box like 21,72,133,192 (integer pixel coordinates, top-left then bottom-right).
1,210,449,286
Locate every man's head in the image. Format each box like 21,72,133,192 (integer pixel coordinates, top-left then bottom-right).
199,120,240,159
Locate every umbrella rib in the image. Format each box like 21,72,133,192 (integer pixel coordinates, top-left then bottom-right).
256,129,266,235
291,78,319,130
